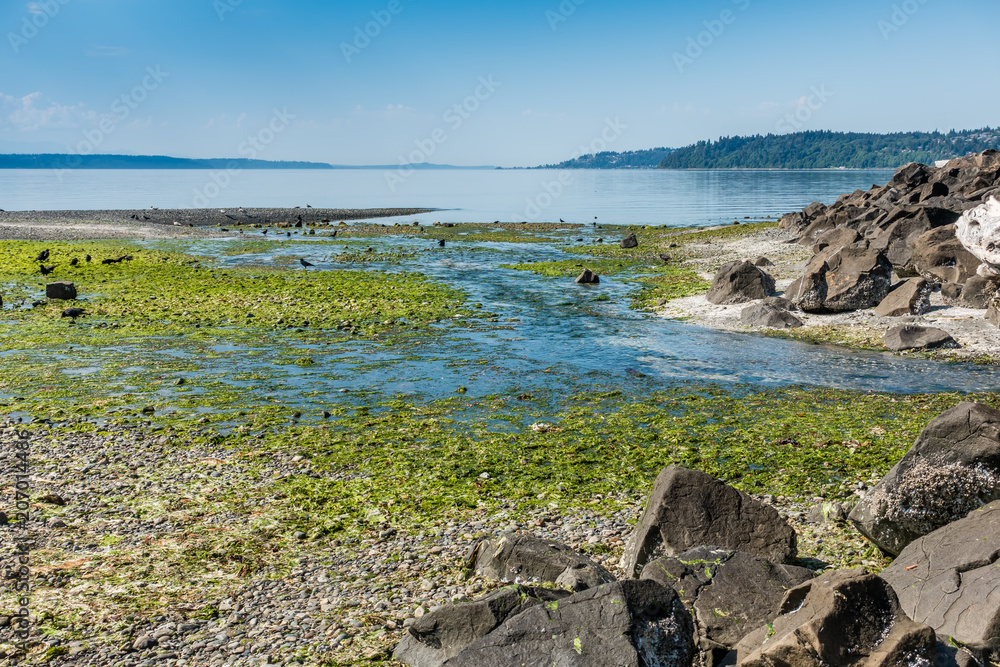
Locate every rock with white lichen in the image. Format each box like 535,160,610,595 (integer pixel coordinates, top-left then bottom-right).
849,402,1000,555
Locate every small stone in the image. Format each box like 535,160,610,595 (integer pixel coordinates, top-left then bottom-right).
294,531,307,540
132,635,157,651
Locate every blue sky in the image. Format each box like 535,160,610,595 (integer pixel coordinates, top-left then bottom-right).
0,0,996,166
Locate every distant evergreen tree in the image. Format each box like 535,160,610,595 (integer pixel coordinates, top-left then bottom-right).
657,129,1000,169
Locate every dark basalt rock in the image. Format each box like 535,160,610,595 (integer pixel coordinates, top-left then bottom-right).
622,466,796,577
640,546,814,664
883,324,958,351
469,532,614,592
706,261,776,305
441,580,696,667
729,569,936,667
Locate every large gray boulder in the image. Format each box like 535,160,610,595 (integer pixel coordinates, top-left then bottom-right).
441,580,695,667
393,585,571,667
788,246,893,312
849,402,1000,555
729,569,937,667
883,325,958,351
469,533,614,592
640,546,814,664
622,467,796,577
740,302,803,329
880,500,1000,646
874,278,931,317
706,262,776,305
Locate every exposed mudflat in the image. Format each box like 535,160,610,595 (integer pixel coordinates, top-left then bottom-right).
0,208,433,241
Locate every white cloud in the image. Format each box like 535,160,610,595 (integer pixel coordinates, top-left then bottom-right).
0,92,96,131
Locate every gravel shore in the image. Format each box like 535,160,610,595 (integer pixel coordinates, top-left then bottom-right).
0,416,867,667
0,209,433,242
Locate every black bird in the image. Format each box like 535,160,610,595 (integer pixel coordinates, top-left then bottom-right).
331,230,337,238
69,258,79,267
560,218,565,223
39,264,55,275
438,239,445,247
299,258,315,270
286,232,291,238
262,229,268,236
85,254,92,263
35,249,49,262
101,258,115,265
61,308,86,321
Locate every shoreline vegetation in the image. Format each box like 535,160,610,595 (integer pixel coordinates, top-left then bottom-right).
0,188,996,664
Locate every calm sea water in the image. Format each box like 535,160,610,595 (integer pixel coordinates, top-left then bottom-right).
9,165,996,399
0,168,894,226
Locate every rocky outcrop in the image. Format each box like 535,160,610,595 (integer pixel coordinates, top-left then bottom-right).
393,586,571,667
468,533,614,592
575,269,600,284
775,153,1000,313
880,500,1000,646
706,262,776,305
440,580,696,667
729,570,937,667
849,402,1000,555
621,466,796,577
786,246,892,312
874,278,931,317
640,546,814,663
883,324,958,351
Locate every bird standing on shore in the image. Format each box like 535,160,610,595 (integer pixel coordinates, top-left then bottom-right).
299,258,315,270
69,258,79,267
39,264,55,275
35,249,49,262
61,308,86,321
85,254,92,263
438,239,445,247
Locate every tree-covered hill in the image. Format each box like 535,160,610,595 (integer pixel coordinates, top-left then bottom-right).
535,147,675,169
657,129,1000,169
